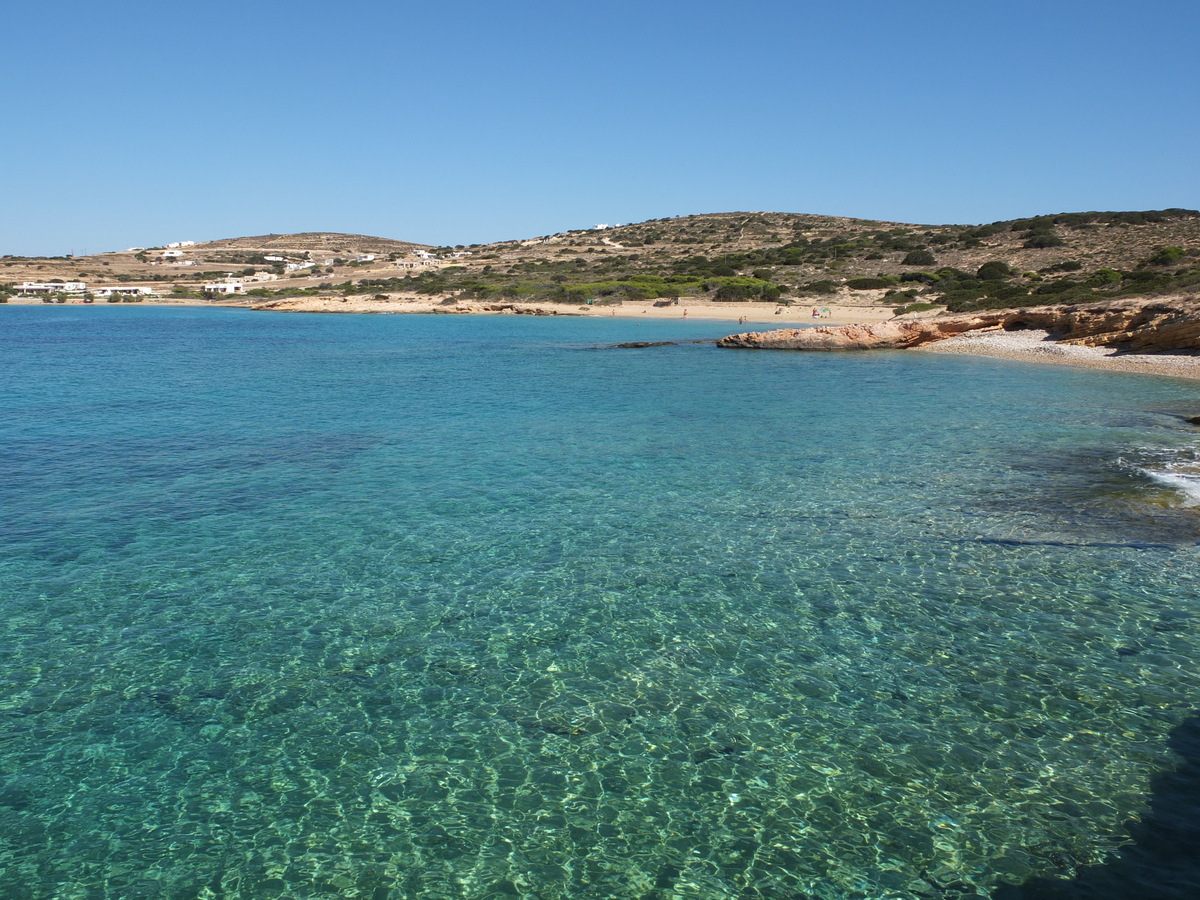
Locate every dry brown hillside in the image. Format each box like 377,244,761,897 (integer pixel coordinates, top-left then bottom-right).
193,232,427,256
3,210,1198,312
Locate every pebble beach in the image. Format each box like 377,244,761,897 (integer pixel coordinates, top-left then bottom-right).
917,327,1200,380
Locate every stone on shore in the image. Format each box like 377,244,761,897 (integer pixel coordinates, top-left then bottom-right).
716,298,1200,353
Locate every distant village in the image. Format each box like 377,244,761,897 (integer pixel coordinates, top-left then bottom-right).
10,239,455,300
8,222,629,302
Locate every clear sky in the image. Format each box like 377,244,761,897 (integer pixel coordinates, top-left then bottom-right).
3,0,1198,256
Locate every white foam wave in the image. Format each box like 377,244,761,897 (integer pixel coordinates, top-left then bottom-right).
1119,444,1200,507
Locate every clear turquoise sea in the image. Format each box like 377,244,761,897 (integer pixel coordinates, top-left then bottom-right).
2,306,1199,900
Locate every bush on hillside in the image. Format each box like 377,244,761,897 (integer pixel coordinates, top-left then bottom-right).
845,277,898,290
893,301,941,315
1042,260,1083,273
709,278,782,302
1145,246,1185,266
965,223,1007,239
976,261,1015,280
902,250,937,266
1086,268,1122,286
1022,227,1065,249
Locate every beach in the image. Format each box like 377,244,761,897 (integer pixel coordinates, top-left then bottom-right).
917,326,1200,380
241,292,899,325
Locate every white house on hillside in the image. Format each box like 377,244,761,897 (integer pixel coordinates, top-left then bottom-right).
95,286,156,297
18,281,87,294
203,281,244,294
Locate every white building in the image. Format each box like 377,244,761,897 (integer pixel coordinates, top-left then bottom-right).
356,254,376,262
285,262,315,271
203,281,244,294
264,255,286,262
18,281,87,294
94,286,156,297
165,241,195,249
162,250,184,258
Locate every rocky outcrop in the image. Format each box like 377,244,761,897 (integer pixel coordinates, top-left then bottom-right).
716,318,990,350
716,297,1200,353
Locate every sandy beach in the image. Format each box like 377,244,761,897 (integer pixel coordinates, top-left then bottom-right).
917,327,1200,380
243,292,898,326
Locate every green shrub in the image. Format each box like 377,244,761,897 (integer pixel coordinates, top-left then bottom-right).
799,280,838,295
939,289,988,311
1146,246,1184,266
1086,268,1122,286
845,277,896,290
709,277,781,302
902,249,937,266
893,302,941,315
1033,280,1079,295
1042,260,1083,273
1022,227,1065,249
964,223,1006,239
934,267,974,281
976,261,1015,280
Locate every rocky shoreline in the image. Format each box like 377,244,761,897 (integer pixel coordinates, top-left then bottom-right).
716,296,1200,380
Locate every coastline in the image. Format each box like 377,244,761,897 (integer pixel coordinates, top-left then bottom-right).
243,293,898,325
10,295,1200,381
916,327,1200,380
2,293,895,326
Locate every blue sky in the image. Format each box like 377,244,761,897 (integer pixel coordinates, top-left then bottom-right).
3,0,1198,255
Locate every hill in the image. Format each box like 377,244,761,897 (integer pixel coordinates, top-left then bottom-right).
2,211,1198,311
192,232,427,256
414,209,1200,313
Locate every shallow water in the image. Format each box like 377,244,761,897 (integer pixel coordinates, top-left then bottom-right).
1,306,1199,899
